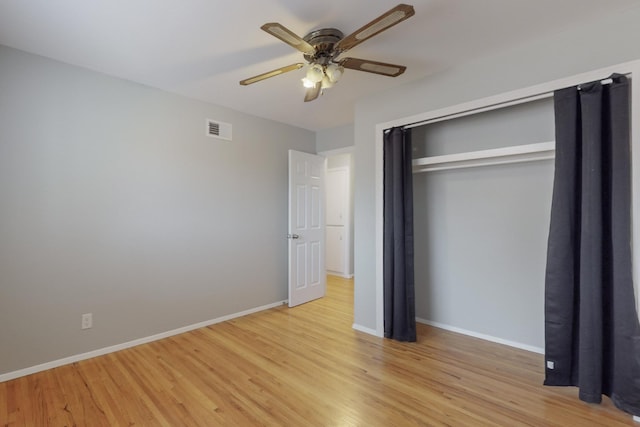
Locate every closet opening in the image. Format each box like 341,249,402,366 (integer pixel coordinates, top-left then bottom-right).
410,97,554,352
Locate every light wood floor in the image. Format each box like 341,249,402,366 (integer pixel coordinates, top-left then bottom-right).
1,276,636,426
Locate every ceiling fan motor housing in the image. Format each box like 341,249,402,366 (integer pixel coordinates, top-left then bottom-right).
303,28,344,64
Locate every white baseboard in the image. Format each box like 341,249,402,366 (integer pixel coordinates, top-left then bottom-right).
416,318,545,355
0,300,287,383
634,415,640,423
327,271,354,279
352,323,381,337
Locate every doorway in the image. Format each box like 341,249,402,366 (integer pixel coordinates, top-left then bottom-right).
321,149,354,279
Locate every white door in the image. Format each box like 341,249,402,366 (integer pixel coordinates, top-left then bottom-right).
325,166,349,276
326,168,348,226
326,226,345,273
288,150,326,307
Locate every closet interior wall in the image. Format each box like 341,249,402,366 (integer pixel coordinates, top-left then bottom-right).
412,98,555,351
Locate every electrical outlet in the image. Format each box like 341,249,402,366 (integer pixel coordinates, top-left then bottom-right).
81,313,93,330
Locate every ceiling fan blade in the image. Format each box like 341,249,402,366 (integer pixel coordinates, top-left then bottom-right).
335,4,415,53
340,58,406,77
304,83,321,102
261,23,316,55
239,63,304,86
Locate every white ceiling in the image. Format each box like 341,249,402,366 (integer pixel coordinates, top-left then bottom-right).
1,0,638,131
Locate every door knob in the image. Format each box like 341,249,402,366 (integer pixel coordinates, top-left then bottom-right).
287,234,300,239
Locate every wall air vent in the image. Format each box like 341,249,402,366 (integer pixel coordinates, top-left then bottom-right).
206,119,232,141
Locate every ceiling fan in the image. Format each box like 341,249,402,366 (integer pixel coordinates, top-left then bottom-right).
239,4,415,102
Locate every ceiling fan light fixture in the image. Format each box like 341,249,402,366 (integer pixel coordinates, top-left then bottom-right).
307,64,324,83
302,77,316,88
321,75,334,89
306,64,324,83
325,64,344,83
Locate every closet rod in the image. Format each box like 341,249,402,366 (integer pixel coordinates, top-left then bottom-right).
404,92,552,130
404,75,626,130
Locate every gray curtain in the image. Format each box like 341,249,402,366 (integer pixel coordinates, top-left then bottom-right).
383,127,416,342
544,74,640,416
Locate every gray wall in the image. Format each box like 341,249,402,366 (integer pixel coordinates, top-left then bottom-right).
316,124,354,152
353,4,640,341
0,45,315,375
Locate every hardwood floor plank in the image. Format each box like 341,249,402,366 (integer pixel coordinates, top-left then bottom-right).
0,275,636,425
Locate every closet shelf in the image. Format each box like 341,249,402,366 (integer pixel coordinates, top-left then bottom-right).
412,141,555,173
